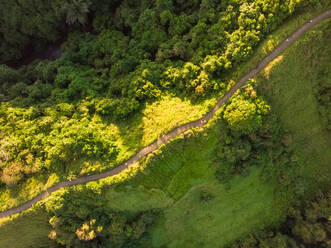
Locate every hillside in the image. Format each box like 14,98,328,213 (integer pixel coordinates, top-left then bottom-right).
0,1,330,248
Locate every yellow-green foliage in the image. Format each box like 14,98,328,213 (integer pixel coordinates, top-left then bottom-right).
140,95,215,146
223,82,270,134
0,0,328,214
0,173,57,211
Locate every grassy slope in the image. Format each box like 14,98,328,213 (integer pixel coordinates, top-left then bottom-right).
257,18,331,189
115,94,215,159
115,15,331,248
150,169,278,248
0,210,53,248
0,7,330,248
101,120,282,247
100,116,284,248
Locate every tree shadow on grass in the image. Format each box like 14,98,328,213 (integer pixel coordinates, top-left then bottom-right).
0,209,54,247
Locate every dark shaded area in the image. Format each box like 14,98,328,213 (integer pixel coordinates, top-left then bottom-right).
4,39,64,69
231,190,331,248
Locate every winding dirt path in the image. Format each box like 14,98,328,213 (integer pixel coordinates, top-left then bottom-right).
1,10,331,219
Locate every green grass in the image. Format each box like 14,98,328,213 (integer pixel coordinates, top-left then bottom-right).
149,168,281,248
127,123,219,200
97,120,285,247
102,14,331,248
256,18,331,189
105,187,173,213
114,93,215,161
230,4,331,83
0,210,53,248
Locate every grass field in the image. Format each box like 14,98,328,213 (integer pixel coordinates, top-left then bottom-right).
257,18,331,190
0,7,330,248
115,93,215,160
0,210,53,248
149,169,281,248
99,120,284,248
100,118,285,248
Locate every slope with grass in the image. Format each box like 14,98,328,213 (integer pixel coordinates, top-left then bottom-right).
0,210,54,248
149,169,280,248
136,15,331,248
0,6,330,248
257,17,331,189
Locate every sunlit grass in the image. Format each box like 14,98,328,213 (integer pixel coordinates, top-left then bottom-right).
0,173,58,212
141,95,214,146
114,93,215,160
231,5,330,83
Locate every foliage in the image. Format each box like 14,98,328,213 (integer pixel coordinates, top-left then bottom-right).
230,190,331,248
1,0,318,191
45,186,159,247
223,83,270,134
0,103,119,185
0,0,97,62
2,0,321,108
0,2,325,188
0,210,55,248
0,1,330,248
257,17,331,190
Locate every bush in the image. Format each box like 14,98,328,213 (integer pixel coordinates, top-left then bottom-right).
45,187,160,247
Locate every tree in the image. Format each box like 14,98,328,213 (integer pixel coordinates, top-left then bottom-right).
75,219,103,241
223,95,270,134
63,0,92,25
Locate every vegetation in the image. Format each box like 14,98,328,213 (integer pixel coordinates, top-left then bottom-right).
228,16,331,248
0,0,96,62
230,190,331,248
1,0,326,210
0,77,319,247
44,187,160,247
0,0,330,248
257,17,331,190
0,210,54,248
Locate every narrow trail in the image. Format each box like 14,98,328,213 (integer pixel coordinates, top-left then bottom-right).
1,10,331,219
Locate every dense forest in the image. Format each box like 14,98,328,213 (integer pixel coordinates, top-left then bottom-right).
0,0,330,247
